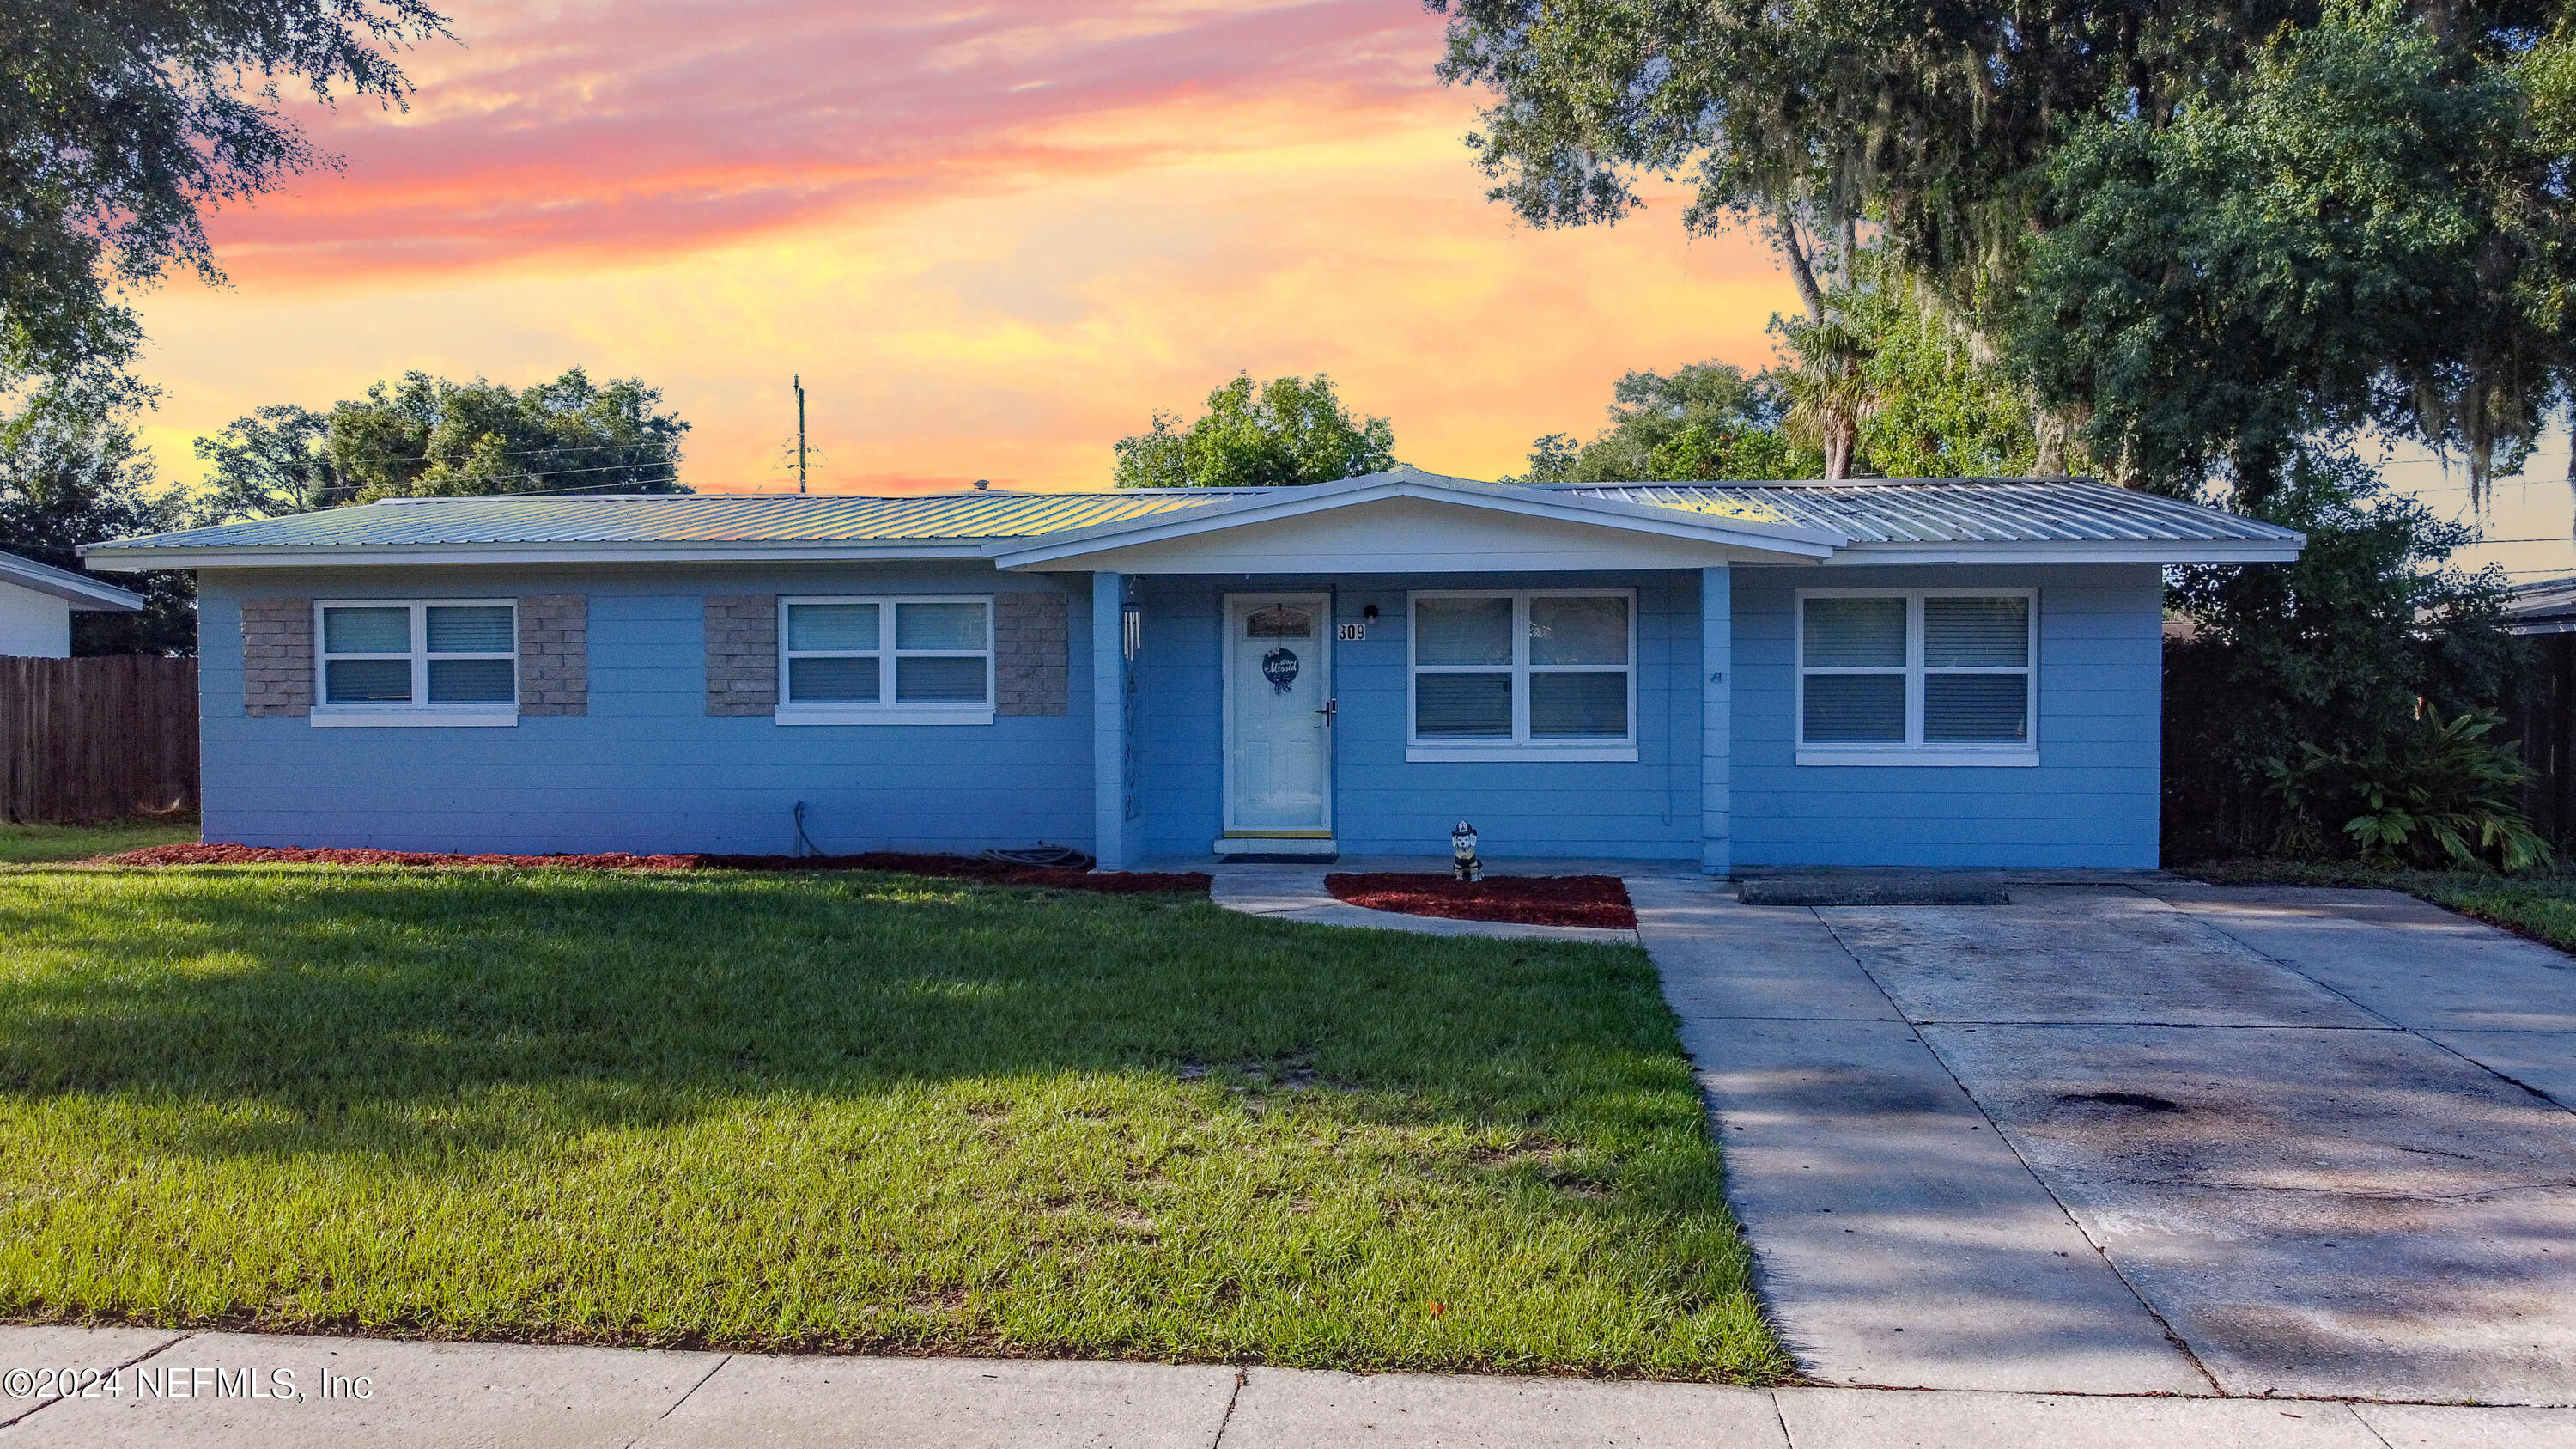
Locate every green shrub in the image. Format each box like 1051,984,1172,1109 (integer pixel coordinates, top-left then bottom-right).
2272,705,2553,873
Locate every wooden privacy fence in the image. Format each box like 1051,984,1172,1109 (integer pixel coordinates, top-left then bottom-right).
0,656,198,824
2506,632,2576,848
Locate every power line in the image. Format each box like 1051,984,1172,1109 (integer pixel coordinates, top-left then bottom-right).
357,472,692,502
311,440,682,467
350,457,683,486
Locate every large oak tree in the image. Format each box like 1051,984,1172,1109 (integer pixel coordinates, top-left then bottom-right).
2,0,447,391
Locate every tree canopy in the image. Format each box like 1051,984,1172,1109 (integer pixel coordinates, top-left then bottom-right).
1433,0,2574,501
1114,374,1396,488
196,368,690,517
2,0,447,392
2014,2,2574,507
1510,362,1814,482
1514,266,2044,484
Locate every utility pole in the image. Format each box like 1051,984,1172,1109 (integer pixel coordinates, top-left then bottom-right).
793,374,808,493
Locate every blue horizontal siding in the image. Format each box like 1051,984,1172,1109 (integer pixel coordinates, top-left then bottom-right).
1729,563,2163,868
198,563,1093,855
197,557,2168,868
1135,573,1701,861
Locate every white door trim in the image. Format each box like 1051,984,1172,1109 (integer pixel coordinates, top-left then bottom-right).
1220,591,1334,840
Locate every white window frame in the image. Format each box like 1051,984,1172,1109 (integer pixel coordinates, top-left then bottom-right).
310,599,518,728
1795,588,2038,766
775,594,996,726
1406,588,1638,763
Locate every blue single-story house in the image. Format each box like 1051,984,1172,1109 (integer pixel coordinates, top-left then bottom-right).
85,466,2301,871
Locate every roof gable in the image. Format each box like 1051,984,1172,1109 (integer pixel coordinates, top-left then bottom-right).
981,467,1845,571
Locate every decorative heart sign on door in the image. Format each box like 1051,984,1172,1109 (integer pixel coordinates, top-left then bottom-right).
1261,647,1300,693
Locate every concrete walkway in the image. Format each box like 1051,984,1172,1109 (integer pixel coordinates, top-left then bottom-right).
4,1324,2567,1447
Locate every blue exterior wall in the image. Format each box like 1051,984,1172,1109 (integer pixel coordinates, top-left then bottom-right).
1728,563,2164,868
197,563,1096,855
195,557,2165,867
1133,572,1704,861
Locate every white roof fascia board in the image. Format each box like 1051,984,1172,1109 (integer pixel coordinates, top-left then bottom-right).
987,476,1844,568
0,552,146,609
80,540,1000,569
1820,538,2305,565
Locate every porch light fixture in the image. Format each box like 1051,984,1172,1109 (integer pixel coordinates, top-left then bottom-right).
1451,820,1481,882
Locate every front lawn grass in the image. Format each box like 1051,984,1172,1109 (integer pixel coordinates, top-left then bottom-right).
0,814,197,864
2188,858,2576,953
0,865,1783,1379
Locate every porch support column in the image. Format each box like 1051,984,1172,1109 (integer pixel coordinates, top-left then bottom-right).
1091,570,1131,871
1700,563,1732,876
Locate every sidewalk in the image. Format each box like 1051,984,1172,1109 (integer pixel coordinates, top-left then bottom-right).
2,1325,2563,1447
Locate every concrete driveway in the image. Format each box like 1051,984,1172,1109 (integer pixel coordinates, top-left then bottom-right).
1633,875,2576,1405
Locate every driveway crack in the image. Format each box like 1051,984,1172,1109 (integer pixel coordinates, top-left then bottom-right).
0,1330,193,1432
1207,1365,1249,1448
621,1351,731,1449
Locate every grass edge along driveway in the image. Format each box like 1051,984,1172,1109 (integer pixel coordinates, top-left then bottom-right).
0,863,1786,1382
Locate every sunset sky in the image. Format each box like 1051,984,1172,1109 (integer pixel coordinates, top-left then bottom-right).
125,0,2569,579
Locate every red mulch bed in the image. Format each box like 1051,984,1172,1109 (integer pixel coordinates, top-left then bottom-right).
1324,872,1636,929
94,843,1210,895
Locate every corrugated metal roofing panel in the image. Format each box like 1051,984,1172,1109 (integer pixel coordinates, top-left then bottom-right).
1550,480,2297,545
99,491,1232,551
88,476,2296,556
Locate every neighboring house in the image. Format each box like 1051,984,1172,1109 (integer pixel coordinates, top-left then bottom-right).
2504,575,2576,637
83,466,2301,869
0,550,146,657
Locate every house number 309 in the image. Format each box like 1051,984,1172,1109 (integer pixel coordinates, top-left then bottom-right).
1335,622,1367,641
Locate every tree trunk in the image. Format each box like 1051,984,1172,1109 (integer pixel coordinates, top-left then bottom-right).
2032,405,2069,476
2232,440,2285,513
1770,209,1827,324
1821,413,1856,480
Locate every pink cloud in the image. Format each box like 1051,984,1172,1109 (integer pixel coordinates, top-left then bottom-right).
210,0,1452,277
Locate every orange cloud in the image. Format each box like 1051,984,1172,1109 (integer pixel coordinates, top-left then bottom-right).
210,0,1450,281
133,0,1805,496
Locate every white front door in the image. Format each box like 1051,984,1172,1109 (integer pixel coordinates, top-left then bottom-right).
1224,594,1333,837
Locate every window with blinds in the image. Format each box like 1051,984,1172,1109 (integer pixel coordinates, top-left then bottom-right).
1411,591,1633,752
779,595,993,720
1797,591,2035,761
314,600,517,717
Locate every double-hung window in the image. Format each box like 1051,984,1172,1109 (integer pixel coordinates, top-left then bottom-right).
313,600,518,726
1796,589,2037,765
777,595,993,724
1408,590,1636,761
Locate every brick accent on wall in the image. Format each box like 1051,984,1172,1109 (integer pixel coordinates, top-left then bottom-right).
995,590,1069,717
516,595,588,717
241,598,313,716
704,594,778,715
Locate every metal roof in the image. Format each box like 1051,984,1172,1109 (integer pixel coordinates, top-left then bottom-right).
1546,479,2303,545
2506,576,2576,636
93,490,1231,552
0,549,145,609
82,474,2300,568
